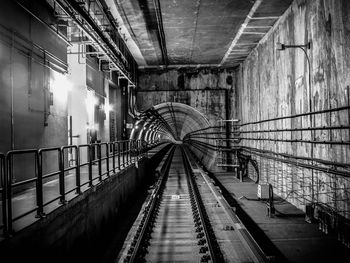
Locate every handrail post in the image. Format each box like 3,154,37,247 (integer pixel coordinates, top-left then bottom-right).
36,150,45,218
135,140,138,161
88,145,93,187
131,140,134,163
129,140,131,164
139,140,142,158
75,146,81,194
112,143,116,173
1,154,8,236
134,140,137,161
59,147,66,204
122,141,126,168
98,144,102,181
6,154,13,234
118,142,121,171
106,144,109,177
140,140,143,158
138,140,141,159
127,141,130,165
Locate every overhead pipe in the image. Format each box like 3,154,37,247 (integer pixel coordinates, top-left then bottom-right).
127,84,141,119
152,0,168,65
54,0,136,86
15,0,72,46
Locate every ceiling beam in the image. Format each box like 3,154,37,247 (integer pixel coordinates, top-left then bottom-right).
153,0,168,65
220,0,263,66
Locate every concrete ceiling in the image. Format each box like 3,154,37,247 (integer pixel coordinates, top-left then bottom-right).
110,0,293,68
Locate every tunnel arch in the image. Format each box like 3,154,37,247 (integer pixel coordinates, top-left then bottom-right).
130,102,218,169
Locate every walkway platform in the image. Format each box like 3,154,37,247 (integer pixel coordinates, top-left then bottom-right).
215,173,349,263
0,145,169,239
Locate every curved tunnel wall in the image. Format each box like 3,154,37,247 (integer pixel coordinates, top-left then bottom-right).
130,102,219,169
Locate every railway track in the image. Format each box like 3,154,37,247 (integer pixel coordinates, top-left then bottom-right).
123,145,223,263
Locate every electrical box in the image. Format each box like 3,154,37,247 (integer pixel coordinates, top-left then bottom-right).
257,184,269,199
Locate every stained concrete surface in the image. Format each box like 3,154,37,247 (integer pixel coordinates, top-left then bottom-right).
115,0,293,66
215,173,349,263
237,0,350,213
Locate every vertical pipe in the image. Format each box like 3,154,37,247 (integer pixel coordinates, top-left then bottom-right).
308,53,314,204
10,32,14,151
69,116,73,162
225,90,231,171
69,116,73,146
44,51,49,127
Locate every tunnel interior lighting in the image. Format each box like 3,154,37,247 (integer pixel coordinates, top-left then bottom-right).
104,103,113,112
50,72,72,102
86,92,98,108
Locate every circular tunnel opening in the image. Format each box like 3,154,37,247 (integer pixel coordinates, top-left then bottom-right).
130,102,218,169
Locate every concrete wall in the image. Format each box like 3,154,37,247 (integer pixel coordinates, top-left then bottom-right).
67,48,116,152
0,0,68,182
137,68,237,171
237,0,350,216
137,68,237,125
0,0,119,181
0,160,148,262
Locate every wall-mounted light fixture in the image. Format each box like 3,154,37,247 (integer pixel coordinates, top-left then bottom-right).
276,40,315,203
275,41,312,106
276,42,311,51
276,41,311,88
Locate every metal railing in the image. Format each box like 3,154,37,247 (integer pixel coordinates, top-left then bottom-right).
0,153,7,236
0,139,159,237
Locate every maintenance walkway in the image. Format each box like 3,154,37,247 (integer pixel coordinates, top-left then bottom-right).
213,173,349,263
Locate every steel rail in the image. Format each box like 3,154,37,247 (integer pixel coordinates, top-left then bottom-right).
125,145,223,262
186,147,285,262
181,147,223,262
126,146,175,262
184,147,268,262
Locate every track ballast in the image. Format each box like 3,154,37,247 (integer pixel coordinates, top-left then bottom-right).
123,146,223,263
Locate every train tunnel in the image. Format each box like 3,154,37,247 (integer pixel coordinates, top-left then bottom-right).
130,102,217,169
0,0,350,262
